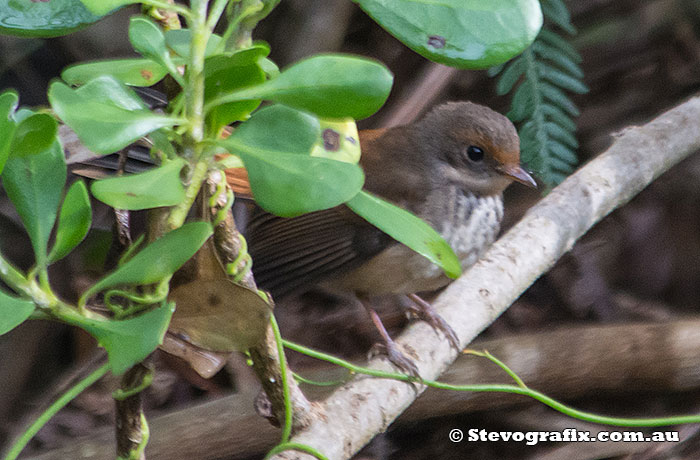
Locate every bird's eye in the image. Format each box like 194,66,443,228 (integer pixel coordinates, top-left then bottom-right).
467,146,484,162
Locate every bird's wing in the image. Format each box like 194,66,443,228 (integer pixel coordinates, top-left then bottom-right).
245,206,392,298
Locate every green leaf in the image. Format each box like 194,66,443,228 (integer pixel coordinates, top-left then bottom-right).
354,0,543,69
204,54,266,134
164,29,224,59
10,113,58,158
0,289,35,335
81,222,213,303
0,90,18,175
541,0,576,34
0,0,102,38
542,104,576,131
347,191,461,279
539,65,588,94
538,29,582,62
540,82,580,116
496,56,526,96
48,180,92,264
240,153,364,217
48,76,179,154
128,17,181,84
62,58,169,87
229,105,320,155
73,302,174,375
545,121,578,148
3,141,66,268
91,159,185,210
79,0,137,16
209,54,393,120
224,105,364,216
507,82,534,122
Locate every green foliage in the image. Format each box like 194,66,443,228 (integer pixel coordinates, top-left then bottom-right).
354,0,543,69
222,105,365,217
207,54,394,120
0,91,19,174
3,139,66,268
48,76,179,155
0,0,101,38
347,191,462,279
490,0,588,187
81,222,213,305
0,289,35,335
61,58,169,87
128,16,183,85
48,180,92,264
90,158,186,210
70,302,175,375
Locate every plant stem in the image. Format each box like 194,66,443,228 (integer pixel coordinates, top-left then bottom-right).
2,363,110,460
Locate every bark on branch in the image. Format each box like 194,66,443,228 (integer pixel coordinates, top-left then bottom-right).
268,96,700,459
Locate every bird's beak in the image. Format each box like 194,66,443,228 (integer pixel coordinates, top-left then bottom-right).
497,164,537,188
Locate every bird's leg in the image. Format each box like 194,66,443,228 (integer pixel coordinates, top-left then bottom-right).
358,296,421,379
406,293,461,351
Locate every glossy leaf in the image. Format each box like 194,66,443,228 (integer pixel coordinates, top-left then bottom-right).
10,113,58,158
204,54,266,134
75,302,174,375
354,0,542,69
79,0,137,16
0,91,18,175
128,17,180,82
0,0,101,38
224,105,364,216
48,76,179,154
82,222,213,303
347,191,461,279
48,180,92,264
0,290,35,335
90,159,185,210
62,58,169,87
210,54,393,120
3,141,66,268
229,105,320,155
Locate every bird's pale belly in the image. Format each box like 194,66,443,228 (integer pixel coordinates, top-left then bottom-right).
322,192,504,295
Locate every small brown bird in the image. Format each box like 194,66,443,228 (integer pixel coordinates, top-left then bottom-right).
244,101,536,375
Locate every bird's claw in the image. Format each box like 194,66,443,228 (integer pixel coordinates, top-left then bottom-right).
407,294,461,352
370,342,421,381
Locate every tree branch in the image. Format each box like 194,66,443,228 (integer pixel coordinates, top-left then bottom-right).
268,96,700,459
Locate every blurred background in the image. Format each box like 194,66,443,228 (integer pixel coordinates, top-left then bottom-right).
1,0,700,459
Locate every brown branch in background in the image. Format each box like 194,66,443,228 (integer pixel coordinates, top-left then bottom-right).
27,318,700,460
377,63,461,128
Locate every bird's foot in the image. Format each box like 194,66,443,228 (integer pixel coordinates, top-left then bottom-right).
369,341,421,381
407,293,461,351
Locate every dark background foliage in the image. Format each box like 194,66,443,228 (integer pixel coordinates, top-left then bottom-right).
1,0,700,458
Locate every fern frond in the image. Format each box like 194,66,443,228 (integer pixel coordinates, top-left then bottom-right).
490,0,588,188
